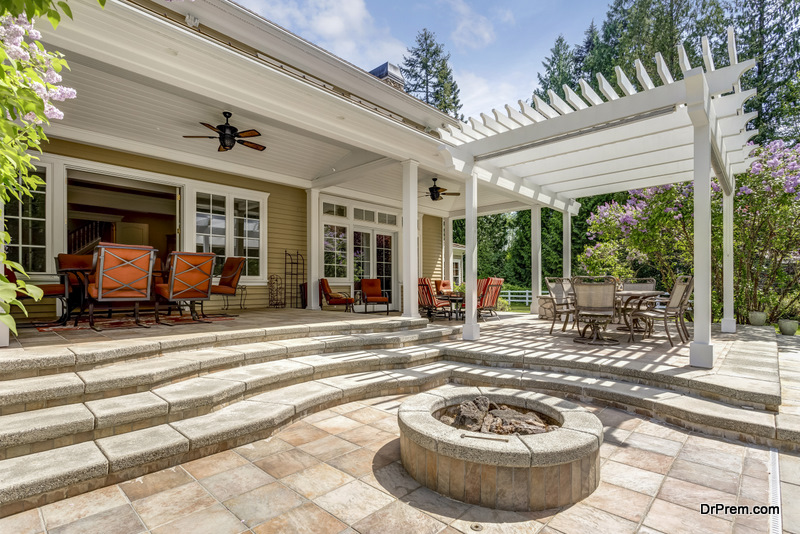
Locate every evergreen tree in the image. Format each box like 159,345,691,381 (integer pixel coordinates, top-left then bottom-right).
574,20,601,83
733,0,800,141
401,28,463,119
452,214,510,279
533,35,576,101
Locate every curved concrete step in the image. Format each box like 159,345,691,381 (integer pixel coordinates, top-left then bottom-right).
0,316,432,379
0,361,792,519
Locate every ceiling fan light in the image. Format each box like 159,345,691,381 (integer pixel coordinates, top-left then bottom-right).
220,134,236,149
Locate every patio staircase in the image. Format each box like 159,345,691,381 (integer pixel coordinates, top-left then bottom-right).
0,317,794,518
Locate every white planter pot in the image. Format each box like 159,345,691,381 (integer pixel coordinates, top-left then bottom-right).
779,320,798,336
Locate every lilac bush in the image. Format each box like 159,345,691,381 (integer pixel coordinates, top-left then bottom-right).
581,140,800,322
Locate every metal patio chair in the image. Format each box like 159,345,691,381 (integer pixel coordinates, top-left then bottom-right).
572,275,619,345
361,278,390,315
201,256,246,316
319,278,355,312
154,251,215,324
545,277,576,334
86,243,157,330
418,278,451,320
629,275,693,347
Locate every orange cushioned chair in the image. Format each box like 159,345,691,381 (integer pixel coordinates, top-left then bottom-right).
319,278,354,312
56,253,94,326
360,278,389,315
418,278,451,320
155,251,215,324
435,280,453,295
4,265,70,326
87,243,157,330
201,256,246,316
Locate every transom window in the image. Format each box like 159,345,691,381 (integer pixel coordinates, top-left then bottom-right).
323,202,347,217
377,212,397,225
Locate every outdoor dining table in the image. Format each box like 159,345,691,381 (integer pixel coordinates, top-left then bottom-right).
616,289,663,333
440,292,464,320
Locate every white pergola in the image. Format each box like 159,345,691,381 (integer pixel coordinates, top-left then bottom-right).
433,28,755,368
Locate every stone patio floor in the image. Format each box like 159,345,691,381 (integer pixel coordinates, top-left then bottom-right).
2,391,798,534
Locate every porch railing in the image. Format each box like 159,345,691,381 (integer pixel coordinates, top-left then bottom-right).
68,220,113,254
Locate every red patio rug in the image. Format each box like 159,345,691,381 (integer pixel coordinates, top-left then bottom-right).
36,314,235,332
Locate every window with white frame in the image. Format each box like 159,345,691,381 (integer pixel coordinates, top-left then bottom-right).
196,192,264,278
5,169,47,273
323,224,347,278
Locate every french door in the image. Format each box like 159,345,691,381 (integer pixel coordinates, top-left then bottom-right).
353,228,395,310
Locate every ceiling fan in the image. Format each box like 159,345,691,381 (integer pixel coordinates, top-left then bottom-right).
183,111,266,152
422,177,461,201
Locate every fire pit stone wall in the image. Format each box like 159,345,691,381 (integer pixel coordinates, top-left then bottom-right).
398,386,603,511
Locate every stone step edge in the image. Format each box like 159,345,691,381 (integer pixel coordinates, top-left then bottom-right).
0,316,433,379
0,325,463,413
436,345,781,411
1,362,797,519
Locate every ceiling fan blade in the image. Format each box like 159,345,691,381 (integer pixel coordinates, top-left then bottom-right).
437,187,448,192
201,122,221,133
442,192,461,196
237,140,267,151
218,145,230,152
183,135,217,138
236,129,261,138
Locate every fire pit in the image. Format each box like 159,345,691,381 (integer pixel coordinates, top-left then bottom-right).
398,386,602,511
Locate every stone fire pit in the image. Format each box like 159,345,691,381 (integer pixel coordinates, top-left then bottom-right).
398,386,603,511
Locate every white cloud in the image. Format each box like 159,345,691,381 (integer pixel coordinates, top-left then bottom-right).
494,8,515,26
236,0,407,70
443,0,495,50
456,69,535,119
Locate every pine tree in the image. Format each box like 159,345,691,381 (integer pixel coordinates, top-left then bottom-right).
533,35,577,101
574,21,601,83
401,28,463,119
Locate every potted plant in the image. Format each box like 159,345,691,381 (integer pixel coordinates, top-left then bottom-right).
779,318,798,336
748,310,768,326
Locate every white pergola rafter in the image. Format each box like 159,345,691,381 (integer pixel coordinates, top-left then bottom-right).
438,27,756,367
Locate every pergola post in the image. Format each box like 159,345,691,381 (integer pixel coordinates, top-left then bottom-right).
446,218,454,283
306,188,321,310
463,171,480,340
531,205,542,313
721,186,736,333
687,68,714,368
562,211,572,278
401,160,420,318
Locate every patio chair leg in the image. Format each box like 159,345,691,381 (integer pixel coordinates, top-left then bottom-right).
664,316,674,347
134,302,150,328
89,302,101,332
680,315,689,339
155,301,173,326
675,316,686,343
549,313,558,335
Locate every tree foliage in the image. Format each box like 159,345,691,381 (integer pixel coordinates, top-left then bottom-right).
401,28,463,119
0,1,88,332
533,35,576,101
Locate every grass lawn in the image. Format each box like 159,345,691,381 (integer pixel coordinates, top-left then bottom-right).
508,302,532,313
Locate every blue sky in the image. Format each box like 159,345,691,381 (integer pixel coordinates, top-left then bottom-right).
237,0,611,118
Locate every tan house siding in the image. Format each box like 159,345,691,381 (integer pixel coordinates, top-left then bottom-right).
422,215,443,280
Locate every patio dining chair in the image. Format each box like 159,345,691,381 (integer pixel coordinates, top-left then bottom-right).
201,256,246,316
86,243,157,330
545,277,576,335
319,278,354,312
435,280,453,296
4,265,70,327
477,277,504,319
154,251,215,324
418,278,450,320
628,275,693,347
361,278,389,315
572,275,618,345
617,277,657,322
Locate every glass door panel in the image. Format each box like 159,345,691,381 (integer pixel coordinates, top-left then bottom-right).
353,230,372,283
376,233,393,303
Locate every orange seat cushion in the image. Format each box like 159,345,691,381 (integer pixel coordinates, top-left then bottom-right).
87,283,148,300
327,297,354,305
155,283,209,301
211,285,237,295
364,296,389,303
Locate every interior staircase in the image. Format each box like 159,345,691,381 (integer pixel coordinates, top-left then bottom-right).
0,318,793,518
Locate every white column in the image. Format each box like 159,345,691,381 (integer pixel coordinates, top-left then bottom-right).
306,188,321,310
721,186,736,333
562,211,572,278
691,122,714,367
531,205,542,313
463,171,480,340
401,160,420,318
446,218,454,282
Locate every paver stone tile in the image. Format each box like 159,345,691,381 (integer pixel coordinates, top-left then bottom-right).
450,506,544,534
42,485,128,529
344,406,389,424
739,474,769,502
544,502,637,534
313,480,395,524
580,482,652,523
119,466,195,502
400,486,470,524
600,460,665,496
326,447,390,478
223,482,306,528
278,422,330,446
622,431,683,456
657,477,738,519
234,438,294,462
254,449,320,479
642,498,733,534
281,463,354,499
132,481,217,529
199,463,276,502
0,509,43,533
780,453,800,486
182,450,249,480
311,415,364,435
362,461,421,499
251,502,347,534
48,504,144,534
298,434,360,461
609,446,674,474
353,501,445,534
336,425,395,447
150,503,247,534
667,458,741,495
